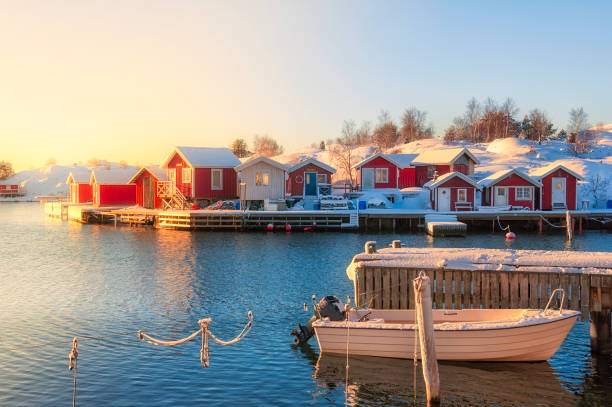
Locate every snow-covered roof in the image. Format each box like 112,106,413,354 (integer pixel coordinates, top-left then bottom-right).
424,171,481,189
288,158,336,174
161,146,241,168
66,171,91,184
128,165,169,183
529,164,583,181
353,152,418,169
412,148,480,165
90,167,138,185
478,169,540,188
235,156,287,172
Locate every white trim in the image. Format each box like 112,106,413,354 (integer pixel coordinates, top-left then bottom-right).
376,168,389,183
288,158,336,174
514,186,532,201
211,168,223,190
457,188,467,202
182,167,192,183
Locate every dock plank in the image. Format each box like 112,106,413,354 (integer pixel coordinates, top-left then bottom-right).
499,272,509,308
444,271,453,309
528,273,539,309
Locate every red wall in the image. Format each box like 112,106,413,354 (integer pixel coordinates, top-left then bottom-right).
193,167,237,200
95,184,136,206
133,170,163,209
77,183,92,203
167,153,192,198
434,176,475,211
414,164,452,187
398,167,415,188
360,156,397,189
287,164,333,196
541,168,578,210
453,164,468,175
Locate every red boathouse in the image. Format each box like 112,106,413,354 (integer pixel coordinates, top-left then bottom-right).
129,166,168,209
424,171,481,211
286,158,336,197
160,147,241,203
90,167,137,207
66,171,93,204
530,164,583,210
478,169,541,210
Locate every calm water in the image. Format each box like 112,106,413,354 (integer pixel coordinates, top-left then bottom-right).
1,203,611,406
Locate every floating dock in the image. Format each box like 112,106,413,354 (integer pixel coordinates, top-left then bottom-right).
425,214,467,237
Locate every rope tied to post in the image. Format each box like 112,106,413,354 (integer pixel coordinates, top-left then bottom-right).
68,337,78,407
138,311,253,368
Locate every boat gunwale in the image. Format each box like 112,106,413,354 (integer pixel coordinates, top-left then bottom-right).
313,310,580,332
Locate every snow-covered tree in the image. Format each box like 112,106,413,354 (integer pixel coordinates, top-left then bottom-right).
0,161,14,180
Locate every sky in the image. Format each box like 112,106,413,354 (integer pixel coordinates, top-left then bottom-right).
1,0,611,171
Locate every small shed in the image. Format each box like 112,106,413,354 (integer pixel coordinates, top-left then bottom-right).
160,146,241,202
235,157,287,204
286,158,336,197
478,169,541,210
90,167,137,207
66,171,93,204
530,164,583,210
353,153,417,190
128,166,168,209
424,171,481,211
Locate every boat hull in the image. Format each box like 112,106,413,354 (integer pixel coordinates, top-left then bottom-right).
313,309,579,362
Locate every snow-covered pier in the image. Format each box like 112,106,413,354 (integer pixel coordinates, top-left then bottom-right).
347,245,612,354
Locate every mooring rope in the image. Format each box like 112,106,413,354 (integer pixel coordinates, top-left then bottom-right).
496,216,511,232
538,215,566,229
138,311,253,368
68,337,78,407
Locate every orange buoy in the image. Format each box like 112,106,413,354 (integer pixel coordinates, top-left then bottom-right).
266,223,274,231
505,232,516,239
285,224,292,232
304,226,312,232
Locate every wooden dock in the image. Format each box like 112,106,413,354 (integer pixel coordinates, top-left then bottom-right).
348,244,612,354
424,214,466,237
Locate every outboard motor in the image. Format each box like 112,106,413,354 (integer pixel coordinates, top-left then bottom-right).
291,295,345,345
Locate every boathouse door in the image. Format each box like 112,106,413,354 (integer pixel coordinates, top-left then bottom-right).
143,177,155,209
438,188,451,211
362,168,375,190
495,186,508,206
551,177,566,207
304,172,317,196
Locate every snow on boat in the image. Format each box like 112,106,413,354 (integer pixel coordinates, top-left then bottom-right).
313,307,579,362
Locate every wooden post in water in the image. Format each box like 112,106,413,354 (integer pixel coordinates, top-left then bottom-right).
579,216,583,235
392,240,402,248
413,272,440,404
538,218,543,234
565,211,572,240
590,283,612,355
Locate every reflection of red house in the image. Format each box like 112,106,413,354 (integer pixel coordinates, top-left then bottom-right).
90,167,137,207
424,172,481,211
478,169,540,210
286,158,336,197
530,164,583,210
128,166,168,209
160,147,241,201
66,172,92,203
353,148,479,190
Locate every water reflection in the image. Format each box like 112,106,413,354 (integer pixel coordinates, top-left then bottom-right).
312,353,577,406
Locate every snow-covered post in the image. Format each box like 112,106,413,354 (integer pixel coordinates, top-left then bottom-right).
392,240,402,248
365,241,377,254
566,211,573,240
413,272,440,403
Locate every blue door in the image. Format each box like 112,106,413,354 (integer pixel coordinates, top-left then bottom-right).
304,172,317,196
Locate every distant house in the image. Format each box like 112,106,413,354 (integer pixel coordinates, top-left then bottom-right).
353,153,417,190
90,167,137,207
411,148,479,187
424,172,481,211
530,164,583,210
0,184,25,197
353,148,479,190
235,156,287,205
286,158,336,197
160,147,241,203
66,171,93,204
128,166,168,209
478,169,541,210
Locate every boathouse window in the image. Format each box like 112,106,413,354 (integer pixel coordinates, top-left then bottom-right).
375,168,388,183
427,166,435,178
211,169,223,190
182,168,192,183
168,168,176,183
317,174,327,184
515,187,531,200
256,171,270,186
457,189,467,202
